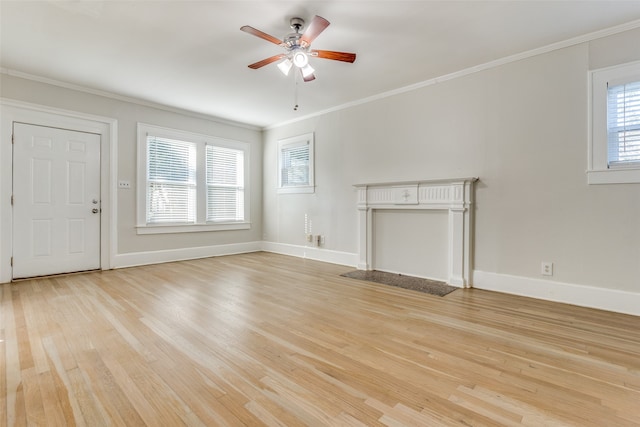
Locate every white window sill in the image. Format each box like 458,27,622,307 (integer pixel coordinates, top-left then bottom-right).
587,168,640,185
277,186,315,194
136,222,251,235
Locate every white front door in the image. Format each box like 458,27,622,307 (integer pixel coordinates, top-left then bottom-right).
12,123,101,279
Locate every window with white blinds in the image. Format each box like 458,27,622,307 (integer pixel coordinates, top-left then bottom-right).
607,81,640,166
136,123,250,233
281,144,309,187
277,133,314,194
589,61,640,184
146,136,197,223
206,145,244,221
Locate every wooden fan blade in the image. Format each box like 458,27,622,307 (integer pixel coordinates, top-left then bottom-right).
240,25,283,46
310,50,356,63
302,71,316,82
248,54,285,69
300,15,330,47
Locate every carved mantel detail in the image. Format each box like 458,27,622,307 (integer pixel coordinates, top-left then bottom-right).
354,177,478,288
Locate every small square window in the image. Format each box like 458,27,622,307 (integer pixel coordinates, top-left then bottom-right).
277,133,314,194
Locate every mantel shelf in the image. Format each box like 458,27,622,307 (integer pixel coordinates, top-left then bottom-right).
353,177,478,188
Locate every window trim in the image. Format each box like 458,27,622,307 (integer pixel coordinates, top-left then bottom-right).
588,60,640,185
277,132,315,194
136,123,250,234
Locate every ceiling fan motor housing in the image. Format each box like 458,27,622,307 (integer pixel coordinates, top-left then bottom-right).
284,33,303,48
289,17,305,32
284,17,305,48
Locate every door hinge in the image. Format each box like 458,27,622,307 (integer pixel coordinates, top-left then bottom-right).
10,257,13,267
11,195,14,205
11,134,14,144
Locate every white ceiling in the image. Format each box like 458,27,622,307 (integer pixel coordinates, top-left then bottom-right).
2,1,640,128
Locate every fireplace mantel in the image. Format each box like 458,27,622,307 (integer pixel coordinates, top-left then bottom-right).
354,177,478,287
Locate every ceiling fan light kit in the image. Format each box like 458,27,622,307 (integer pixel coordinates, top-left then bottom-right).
301,64,315,78
277,58,293,76
241,15,356,83
292,50,309,68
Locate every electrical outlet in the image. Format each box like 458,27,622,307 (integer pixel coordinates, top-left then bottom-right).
541,262,553,276
319,235,325,245
118,180,131,189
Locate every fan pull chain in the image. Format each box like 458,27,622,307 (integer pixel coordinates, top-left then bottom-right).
293,73,299,111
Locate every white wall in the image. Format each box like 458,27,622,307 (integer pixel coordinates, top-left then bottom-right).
0,74,263,272
263,28,640,312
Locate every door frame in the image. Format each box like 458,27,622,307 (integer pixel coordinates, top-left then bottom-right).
0,99,118,283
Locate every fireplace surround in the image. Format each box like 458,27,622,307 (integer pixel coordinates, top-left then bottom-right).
354,178,478,287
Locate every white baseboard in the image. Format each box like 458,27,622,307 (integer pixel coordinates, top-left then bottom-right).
112,241,358,271
112,241,262,269
473,270,640,316
261,241,358,267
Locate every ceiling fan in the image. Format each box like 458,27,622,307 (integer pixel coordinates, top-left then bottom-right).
241,15,356,82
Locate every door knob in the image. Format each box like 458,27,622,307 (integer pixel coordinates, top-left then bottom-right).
92,208,99,214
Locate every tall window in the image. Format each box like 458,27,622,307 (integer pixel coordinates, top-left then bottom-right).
137,123,250,233
277,133,315,194
146,136,197,224
206,145,244,221
589,61,640,184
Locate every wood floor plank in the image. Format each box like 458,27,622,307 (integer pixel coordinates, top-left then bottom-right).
1,252,639,426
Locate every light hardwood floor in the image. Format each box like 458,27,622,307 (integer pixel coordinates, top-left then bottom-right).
1,252,639,426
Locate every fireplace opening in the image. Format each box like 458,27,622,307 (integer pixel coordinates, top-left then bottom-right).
373,209,448,281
